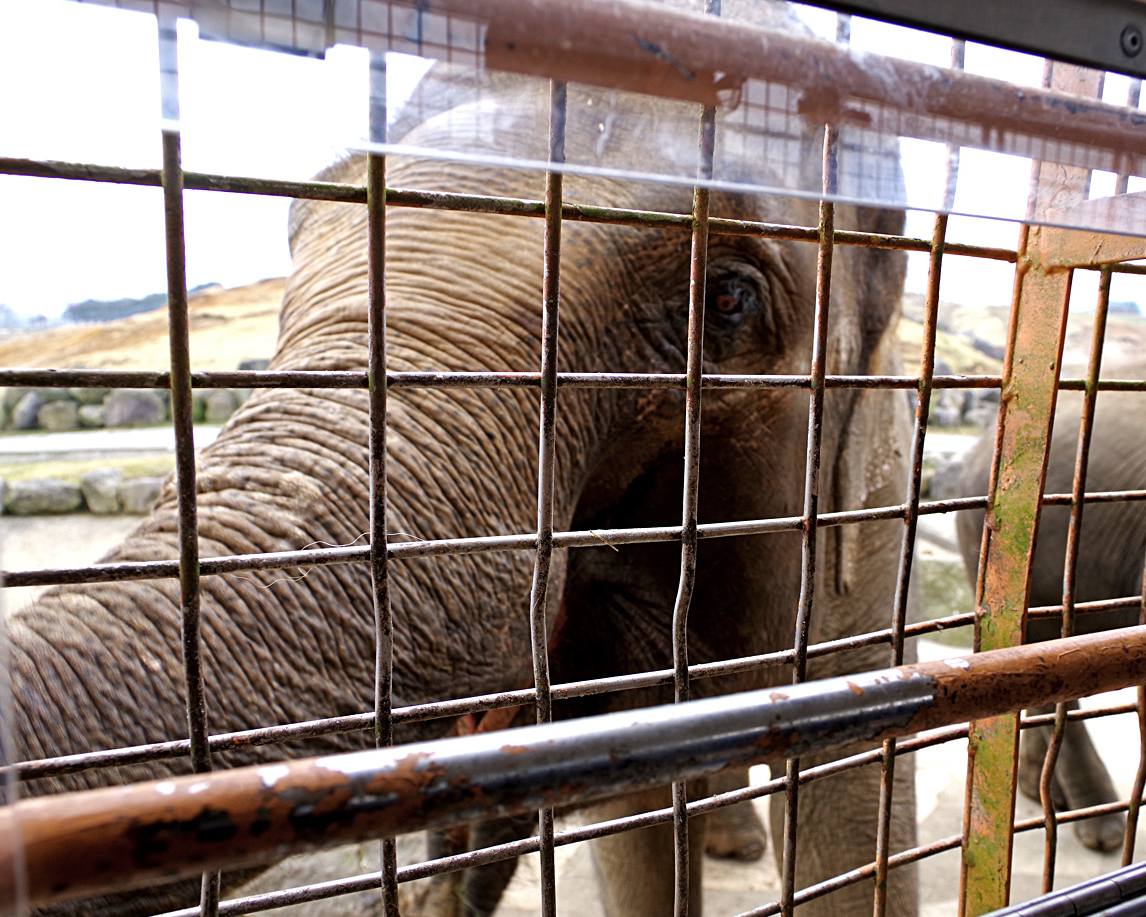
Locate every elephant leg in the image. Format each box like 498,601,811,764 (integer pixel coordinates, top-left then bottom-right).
769,752,917,917
587,785,705,917
1019,702,1125,853
705,768,768,861
401,827,470,917
459,813,537,917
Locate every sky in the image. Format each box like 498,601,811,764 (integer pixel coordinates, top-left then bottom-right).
1,0,1145,319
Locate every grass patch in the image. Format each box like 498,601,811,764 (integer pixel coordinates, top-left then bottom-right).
0,455,176,485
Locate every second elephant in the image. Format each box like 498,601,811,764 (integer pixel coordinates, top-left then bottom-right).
956,390,1146,852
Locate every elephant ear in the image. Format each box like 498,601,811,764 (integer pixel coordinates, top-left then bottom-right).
829,198,909,595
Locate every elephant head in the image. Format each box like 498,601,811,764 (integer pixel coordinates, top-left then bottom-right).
10,40,914,917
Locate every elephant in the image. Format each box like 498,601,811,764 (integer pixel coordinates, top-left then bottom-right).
9,19,917,917
956,390,1146,853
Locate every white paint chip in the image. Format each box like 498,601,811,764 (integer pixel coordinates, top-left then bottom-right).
259,765,290,788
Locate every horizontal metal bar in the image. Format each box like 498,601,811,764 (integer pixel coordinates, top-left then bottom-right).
6,366,1146,396
0,490,1131,590
0,157,1018,262
0,368,1011,392
7,626,1146,913
5,609,982,782
16,491,1146,589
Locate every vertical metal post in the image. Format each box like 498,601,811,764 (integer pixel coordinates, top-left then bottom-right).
670,6,719,915
958,60,1102,916
158,18,218,917
366,51,399,917
780,123,838,917
528,78,566,917
873,40,963,916
1039,267,1111,892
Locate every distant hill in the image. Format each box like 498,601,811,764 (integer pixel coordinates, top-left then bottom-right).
61,283,221,324
0,278,284,373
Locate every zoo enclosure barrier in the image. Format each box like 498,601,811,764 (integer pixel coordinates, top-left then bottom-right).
5,1,1146,916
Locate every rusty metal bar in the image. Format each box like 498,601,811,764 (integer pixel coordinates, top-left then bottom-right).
959,58,1102,916
6,627,1146,916
0,156,1020,261
1,610,994,784
363,50,399,917
1126,553,1146,867
0,368,1016,392
781,122,839,917
15,489,1146,592
524,77,568,917
155,16,219,916
150,727,964,917
5,366,1145,394
873,206,949,915
1040,265,1112,892
40,0,1146,178
667,51,718,917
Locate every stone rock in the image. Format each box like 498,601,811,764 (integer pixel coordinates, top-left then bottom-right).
11,391,43,430
104,390,166,428
0,479,7,514
204,389,238,424
932,404,963,428
68,387,111,405
234,388,254,406
77,404,106,428
37,400,78,432
118,477,165,514
81,468,124,515
238,358,270,371
191,390,209,423
5,478,84,516
965,404,998,429
929,457,966,501
32,387,72,404
1,388,28,413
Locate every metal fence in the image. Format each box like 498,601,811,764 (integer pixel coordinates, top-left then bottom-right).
4,1,1146,916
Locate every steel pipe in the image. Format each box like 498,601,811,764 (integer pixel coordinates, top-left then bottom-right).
5,626,1146,914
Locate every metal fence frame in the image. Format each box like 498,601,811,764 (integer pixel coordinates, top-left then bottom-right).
5,2,1146,917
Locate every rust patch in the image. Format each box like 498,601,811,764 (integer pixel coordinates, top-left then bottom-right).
845,681,864,696
500,743,531,755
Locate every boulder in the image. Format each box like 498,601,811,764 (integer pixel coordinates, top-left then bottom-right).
204,389,238,424
77,404,106,428
238,358,270,371
81,468,124,515
68,387,111,406
929,456,967,501
118,477,165,514
104,390,166,428
32,387,73,404
1,388,28,413
11,391,43,430
37,400,78,432
5,478,84,516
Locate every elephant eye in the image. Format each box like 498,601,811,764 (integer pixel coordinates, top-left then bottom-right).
705,272,760,322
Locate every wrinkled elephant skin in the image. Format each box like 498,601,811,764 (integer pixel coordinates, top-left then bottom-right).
12,63,915,917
